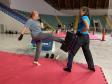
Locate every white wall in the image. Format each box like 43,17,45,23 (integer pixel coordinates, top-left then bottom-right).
90,9,108,15
10,0,68,16
108,9,112,15
0,11,24,32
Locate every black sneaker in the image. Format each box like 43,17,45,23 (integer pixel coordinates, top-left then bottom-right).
88,67,95,72
50,54,54,59
63,67,71,72
45,53,49,58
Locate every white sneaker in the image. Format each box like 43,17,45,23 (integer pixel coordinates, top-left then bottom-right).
55,55,60,60
33,61,41,66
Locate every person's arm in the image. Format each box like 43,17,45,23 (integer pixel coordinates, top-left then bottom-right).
18,19,31,41
81,16,90,32
81,20,89,32
40,22,44,29
18,27,27,41
21,27,27,34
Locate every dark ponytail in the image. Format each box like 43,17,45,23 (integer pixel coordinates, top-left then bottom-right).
81,6,89,17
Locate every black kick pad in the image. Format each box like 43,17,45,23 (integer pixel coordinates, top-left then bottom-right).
60,31,75,52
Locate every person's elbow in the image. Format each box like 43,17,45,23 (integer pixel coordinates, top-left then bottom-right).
83,20,90,30
86,25,89,30
22,27,27,34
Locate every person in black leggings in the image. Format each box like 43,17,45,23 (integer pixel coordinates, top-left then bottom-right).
64,7,95,72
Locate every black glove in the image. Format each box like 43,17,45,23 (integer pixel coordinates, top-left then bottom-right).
38,19,42,23
18,34,23,41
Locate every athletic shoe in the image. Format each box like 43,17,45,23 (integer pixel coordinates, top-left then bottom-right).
33,61,41,66
63,67,71,72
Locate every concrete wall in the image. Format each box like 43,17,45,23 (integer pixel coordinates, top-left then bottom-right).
0,11,24,33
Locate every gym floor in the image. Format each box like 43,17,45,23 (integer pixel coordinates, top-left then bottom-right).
0,33,112,84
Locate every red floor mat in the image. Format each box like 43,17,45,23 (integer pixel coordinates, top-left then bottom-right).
0,51,107,84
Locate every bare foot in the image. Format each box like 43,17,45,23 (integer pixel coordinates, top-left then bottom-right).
33,61,41,66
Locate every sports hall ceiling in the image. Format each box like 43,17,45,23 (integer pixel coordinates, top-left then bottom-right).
45,0,109,10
